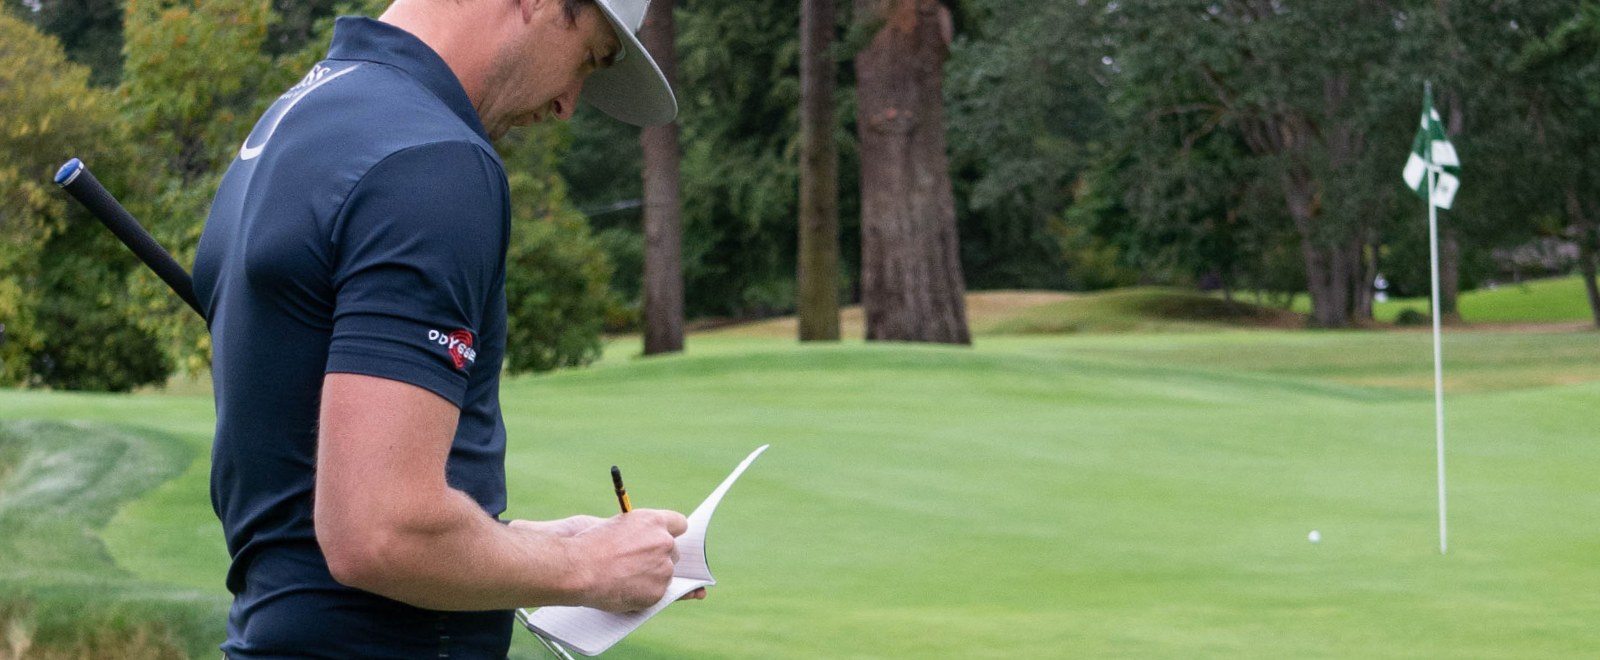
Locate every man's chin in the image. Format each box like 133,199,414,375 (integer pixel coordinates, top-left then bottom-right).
486,113,541,141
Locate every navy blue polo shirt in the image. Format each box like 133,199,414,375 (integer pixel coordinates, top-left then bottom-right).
193,17,513,659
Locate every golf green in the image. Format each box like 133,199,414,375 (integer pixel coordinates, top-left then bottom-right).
2,328,1597,657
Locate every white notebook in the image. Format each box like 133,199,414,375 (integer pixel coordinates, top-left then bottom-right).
517,444,769,656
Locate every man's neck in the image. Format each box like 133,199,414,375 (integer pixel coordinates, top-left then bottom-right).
378,1,493,114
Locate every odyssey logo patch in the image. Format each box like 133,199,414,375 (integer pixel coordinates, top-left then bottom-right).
428,328,477,371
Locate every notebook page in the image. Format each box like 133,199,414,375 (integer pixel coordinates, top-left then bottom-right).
674,443,768,582
520,444,769,656
522,576,711,656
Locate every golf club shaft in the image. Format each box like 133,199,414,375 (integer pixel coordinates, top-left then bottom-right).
54,158,205,319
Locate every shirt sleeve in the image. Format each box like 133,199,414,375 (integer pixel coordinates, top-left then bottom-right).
324,140,507,407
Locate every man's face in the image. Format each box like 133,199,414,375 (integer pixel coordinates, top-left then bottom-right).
484,0,621,138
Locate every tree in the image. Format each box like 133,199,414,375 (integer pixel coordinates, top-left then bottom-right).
1397,1,1568,322
117,0,301,373
0,11,167,390
6,0,125,85
639,0,686,354
945,0,1109,291
495,119,618,372
1111,1,1416,327
798,0,841,341
852,0,970,343
1514,1,1600,327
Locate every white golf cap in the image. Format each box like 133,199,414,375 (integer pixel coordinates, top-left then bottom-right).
582,0,678,126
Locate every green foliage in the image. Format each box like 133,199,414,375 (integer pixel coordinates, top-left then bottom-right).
500,124,618,373
28,220,172,392
566,0,862,318
676,0,808,316
946,0,1600,324
503,215,615,373
1394,308,1431,326
0,11,166,391
6,0,613,388
116,0,301,375
1508,1,1600,271
5,0,125,85
945,0,1108,289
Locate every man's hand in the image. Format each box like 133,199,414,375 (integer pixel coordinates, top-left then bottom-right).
558,509,689,612
509,513,708,606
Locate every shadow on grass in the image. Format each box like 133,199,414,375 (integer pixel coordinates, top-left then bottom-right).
0,420,225,659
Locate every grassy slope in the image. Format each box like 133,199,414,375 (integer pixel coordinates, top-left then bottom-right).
4,327,1599,657
986,288,1304,334
0,420,222,658
714,277,1595,338
699,291,1079,339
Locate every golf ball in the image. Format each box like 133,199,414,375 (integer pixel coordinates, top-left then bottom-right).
1308,530,1321,543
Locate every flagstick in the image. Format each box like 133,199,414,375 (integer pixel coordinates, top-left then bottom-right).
1427,165,1448,555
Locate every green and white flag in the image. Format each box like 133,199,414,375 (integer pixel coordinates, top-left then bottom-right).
1402,86,1461,209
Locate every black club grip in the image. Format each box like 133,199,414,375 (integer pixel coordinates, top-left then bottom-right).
54,158,204,319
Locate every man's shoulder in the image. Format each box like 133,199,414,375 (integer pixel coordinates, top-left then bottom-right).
265,59,504,187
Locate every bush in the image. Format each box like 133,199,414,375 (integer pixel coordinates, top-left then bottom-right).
23,304,169,392
0,12,166,391
499,118,618,373
1394,308,1431,326
504,215,616,373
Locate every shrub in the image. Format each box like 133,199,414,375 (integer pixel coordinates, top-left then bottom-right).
0,12,166,391
1394,308,1431,326
504,215,616,373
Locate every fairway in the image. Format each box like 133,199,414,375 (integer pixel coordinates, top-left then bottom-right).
3,327,1599,657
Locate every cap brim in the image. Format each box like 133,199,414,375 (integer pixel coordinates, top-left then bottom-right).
582,3,678,127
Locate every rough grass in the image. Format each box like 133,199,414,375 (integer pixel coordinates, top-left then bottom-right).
0,421,222,660
3,326,1598,658
988,287,1305,334
702,288,1298,339
699,290,1078,339
707,277,1594,342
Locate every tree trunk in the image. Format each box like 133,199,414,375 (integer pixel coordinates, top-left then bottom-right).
1438,88,1466,323
1282,169,1350,328
1438,226,1462,322
852,0,970,344
797,0,840,341
1579,241,1600,329
1576,224,1600,330
1351,235,1375,323
1574,249,1600,330
1564,186,1600,329
639,0,684,355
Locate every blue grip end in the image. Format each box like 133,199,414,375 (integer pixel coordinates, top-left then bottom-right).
54,158,84,187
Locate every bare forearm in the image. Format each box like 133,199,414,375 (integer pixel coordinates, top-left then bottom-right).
314,374,680,613
324,489,589,611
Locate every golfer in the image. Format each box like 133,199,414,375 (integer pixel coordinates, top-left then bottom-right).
192,0,693,657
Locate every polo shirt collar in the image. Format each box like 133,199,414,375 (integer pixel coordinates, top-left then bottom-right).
327,16,490,142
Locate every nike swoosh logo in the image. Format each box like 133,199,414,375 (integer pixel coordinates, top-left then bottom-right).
239,64,361,161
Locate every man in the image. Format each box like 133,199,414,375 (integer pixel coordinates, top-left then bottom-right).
192,0,694,657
